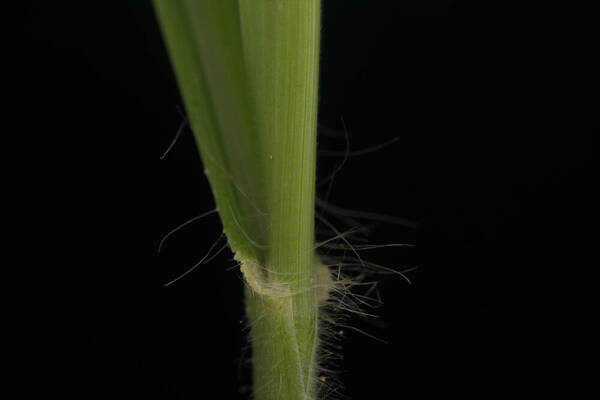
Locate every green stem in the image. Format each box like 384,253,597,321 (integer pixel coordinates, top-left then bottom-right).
239,3,321,399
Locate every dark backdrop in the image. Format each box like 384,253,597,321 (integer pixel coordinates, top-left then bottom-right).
6,1,599,399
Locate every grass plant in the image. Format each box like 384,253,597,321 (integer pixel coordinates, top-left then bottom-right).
153,1,324,399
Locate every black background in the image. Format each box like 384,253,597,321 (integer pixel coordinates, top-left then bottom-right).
6,1,599,399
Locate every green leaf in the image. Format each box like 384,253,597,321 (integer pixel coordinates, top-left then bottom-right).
153,0,266,263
